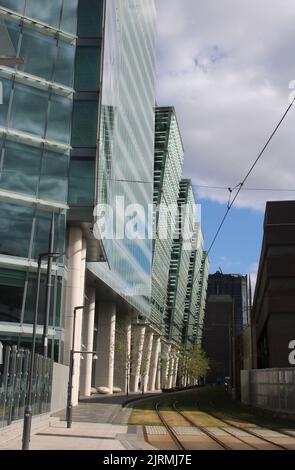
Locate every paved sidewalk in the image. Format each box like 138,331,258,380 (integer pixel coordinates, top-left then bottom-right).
0,392,157,450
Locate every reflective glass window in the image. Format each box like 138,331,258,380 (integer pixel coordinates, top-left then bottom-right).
0,203,33,258
77,0,103,38
0,284,23,323
47,94,72,144
10,84,48,137
71,100,98,147
54,41,75,87
23,272,46,325
31,210,65,260
0,269,25,324
69,159,94,205
75,46,100,91
31,209,51,260
39,151,68,203
0,79,12,127
0,0,25,14
25,0,62,28
19,29,56,81
0,141,41,196
5,20,20,52
60,0,78,34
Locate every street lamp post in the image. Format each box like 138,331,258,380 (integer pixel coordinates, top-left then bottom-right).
22,251,60,451
66,306,84,429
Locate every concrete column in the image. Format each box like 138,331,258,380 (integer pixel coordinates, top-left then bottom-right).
114,313,132,393
148,335,161,391
95,302,116,394
130,325,146,393
64,227,86,406
161,344,171,389
168,356,175,389
79,287,96,397
143,331,154,393
173,356,179,387
155,341,162,390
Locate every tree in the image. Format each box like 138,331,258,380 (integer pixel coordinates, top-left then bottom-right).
178,345,210,386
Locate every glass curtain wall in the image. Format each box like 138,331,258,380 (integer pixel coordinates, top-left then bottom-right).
0,0,78,358
88,0,157,318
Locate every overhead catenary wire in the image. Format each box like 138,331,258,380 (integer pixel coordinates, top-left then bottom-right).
177,97,295,320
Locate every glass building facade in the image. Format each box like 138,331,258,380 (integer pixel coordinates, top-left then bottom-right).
0,0,78,359
195,252,209,345
165,179,196,343
151,107,184,328
182,224,204,346
88,0,156,318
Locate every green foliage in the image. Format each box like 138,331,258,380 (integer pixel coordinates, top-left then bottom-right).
178,345,210,381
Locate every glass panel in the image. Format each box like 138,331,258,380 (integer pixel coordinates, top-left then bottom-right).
25,0,62,28
18,29,56,81
5,20,20,52
77,0,103,38
75,46,100,91
54,41,75,87
54,212,66,256
60,0,78,34
0,79,12,127
71,100,98,147
23,273,56,328
31,210,51,260
10,84,48,137
0,284,23,323
0,268,26,287
47,94,72,144
0,203,33,258
69,159,94,205
0,0,26,14
39,151,68,203
0,141,41,196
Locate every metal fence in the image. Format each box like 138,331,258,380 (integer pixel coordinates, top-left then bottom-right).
0,345,53,429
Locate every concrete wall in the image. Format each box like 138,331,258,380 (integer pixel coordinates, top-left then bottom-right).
241,368,295,415
51,362,69,413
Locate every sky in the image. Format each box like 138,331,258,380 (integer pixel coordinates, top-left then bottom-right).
156,0,295,285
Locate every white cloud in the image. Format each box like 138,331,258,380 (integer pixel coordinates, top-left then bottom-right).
156,0,295,211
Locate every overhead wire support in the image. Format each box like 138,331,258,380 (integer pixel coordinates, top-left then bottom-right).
174,97,295,322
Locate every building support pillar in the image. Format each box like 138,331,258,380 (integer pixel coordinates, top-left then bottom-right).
79,287,96,397
155,341,162,390
143,331,154,393
173,356,179,387
130,325,146,393
95,302,116,394
64,227,86,406
114,313,132,393
168,355,175,389
148,335,161,391
161,344,171,389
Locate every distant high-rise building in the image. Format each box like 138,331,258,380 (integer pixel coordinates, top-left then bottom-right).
203,295,233,384
151,107,184,330
207,272,249,336
165,179,196,343
252,201,295,369
183,224,208,347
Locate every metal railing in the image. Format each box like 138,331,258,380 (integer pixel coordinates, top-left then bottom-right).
0,345,53,429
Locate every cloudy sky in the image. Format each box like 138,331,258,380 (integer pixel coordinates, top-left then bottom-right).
156,0,295,281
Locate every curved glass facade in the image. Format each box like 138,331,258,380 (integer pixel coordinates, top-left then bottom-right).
89,0,156,318
0,0,77,357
